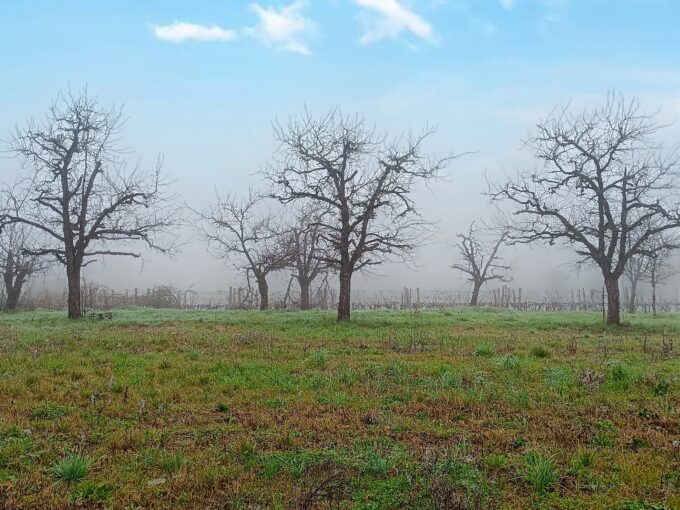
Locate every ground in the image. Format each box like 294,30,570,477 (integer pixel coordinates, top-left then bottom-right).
0,308,678,509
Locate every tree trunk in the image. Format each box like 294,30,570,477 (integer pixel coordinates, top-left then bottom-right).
604,275,620,326
652,282,657,317
3,254,19,311
299,278,311,310
337,263,352,321
470,280,482,306
257,277,269,311
67,262,82,319
627,279,638,314
4,280,23,311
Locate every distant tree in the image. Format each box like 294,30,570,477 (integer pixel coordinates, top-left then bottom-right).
285,205,329,310
491,94,680,325
640,242,678,316
623,255,645,314
266,109,453,321
2,90,178,319
198,191,290,310
0,217,48,311
451,221,511,306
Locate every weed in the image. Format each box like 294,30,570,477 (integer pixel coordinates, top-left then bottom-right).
158,450,185,472
523,452,557,495
29,402,73,420
530,346,551,358
53,455,89,483
70,481,111,503
475,344,495,357
310,349,329,368
609,364,633,390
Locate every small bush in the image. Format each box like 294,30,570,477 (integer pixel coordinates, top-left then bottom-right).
53,455,89,483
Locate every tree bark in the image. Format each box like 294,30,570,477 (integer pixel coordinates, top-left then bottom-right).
4,280,23,311
66,262,82,319
257,277,269,311
470,280,482,306
604,275,621,325
652,283,657,317
299,278,311,310
337,262,352,321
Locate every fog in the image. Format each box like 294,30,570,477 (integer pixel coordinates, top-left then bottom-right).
2,13,680,302
4,75,680,300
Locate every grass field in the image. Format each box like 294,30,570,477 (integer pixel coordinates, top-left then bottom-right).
0,308,678,509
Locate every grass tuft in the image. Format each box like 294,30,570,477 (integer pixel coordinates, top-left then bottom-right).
53,455,89,483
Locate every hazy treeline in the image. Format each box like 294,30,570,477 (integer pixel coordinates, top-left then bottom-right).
2,90,680,324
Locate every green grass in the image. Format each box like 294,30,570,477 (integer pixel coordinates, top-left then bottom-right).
523,451,558,495
0,307,679,509
52,455,89,483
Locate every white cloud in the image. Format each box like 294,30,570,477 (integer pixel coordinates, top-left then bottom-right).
152,22,236,43
499,0,515,10
246,2,314,55
354,0,434,44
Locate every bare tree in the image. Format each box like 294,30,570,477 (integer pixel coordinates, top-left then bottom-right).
198,191,289,310
1,90,178,318
623,255,645,313
0,218,48,311
490,94,680,325
451,221,511,306
266,109,453,321
640,243,678,316
285,205,329,310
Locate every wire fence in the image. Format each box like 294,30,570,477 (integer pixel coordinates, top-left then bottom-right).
7,281,680,314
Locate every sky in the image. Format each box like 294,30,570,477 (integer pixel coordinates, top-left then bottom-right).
1,0,680,300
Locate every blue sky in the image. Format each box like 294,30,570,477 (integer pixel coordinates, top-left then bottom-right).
1,0,680,292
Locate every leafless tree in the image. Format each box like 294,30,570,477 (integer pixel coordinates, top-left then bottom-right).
197,191,290,310
640,241,678,316
1,90,178,318
0,210,49,311
490,93,680,325
451,221,511,306
265,109,453,321
623,255,645,314
284,205,329,310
